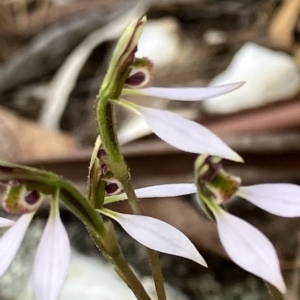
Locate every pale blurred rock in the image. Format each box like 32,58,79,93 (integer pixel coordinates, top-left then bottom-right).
61,252,137,300
203,43,300,114
142,277,189,300
203,30,227,45
60,252,189,300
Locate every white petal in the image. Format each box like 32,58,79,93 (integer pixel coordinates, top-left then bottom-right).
33,213,71,300
214,209,286,293
0,213,33,276
136,105,242,162
239,184,300,217
133,82,245,101
0,217,15,227
111,212,206,266
105,183,197,203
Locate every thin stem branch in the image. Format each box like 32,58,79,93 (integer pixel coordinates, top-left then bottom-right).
146,250,167,300
92,231,151,300
113,252,152,300
122,180,167,300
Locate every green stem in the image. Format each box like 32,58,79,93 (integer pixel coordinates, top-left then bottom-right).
122,180,167,300
146,250,167,300
91,230,151,300
97,99,123,165
59,195,151,300
50,186,60,217
113,252,152,300
95,18,166,296
97,97,167,299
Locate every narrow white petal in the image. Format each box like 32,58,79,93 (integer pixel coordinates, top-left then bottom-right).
137,105,242,162
33,213,71,300
239,184,300,217
134,82,245,101
105,183,197,203
110,212,207,266
214,210,286,293
0,217,15,227
0,213,33,276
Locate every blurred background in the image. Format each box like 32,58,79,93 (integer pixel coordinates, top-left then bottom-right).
1,0,300,299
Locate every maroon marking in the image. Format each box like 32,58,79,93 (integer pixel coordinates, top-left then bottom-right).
125,72,145,86
105,183,119,195
25,191,40,205
97,148,106,159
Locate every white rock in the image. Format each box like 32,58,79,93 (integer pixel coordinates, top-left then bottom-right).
142,277,189,300
136,17,182,67
203,43,300,114
18,250,188,300
60,252,137,300
61,252,188,300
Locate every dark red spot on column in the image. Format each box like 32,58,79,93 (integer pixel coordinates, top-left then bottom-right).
105,183,119,195
25,191,40,205
125,72,146,86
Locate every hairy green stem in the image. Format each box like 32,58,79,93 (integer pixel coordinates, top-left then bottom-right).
97,97,167,299
94,16,167,298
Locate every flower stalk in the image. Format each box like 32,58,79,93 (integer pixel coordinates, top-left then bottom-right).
121,181,167,300
95,17,167,299
91,222,151,300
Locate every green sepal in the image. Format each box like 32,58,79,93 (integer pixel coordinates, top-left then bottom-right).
87,136,124,208
88,136,106,208
99,16,146,101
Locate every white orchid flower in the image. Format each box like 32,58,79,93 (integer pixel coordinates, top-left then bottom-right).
115,71,244,162
0,187,70,300
104,156,300,294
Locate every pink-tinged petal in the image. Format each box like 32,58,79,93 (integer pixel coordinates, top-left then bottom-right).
0,213,33,276
239,184,300,217
0,217,15,227
124,82,245,101
105,183,197,203
214,209,286,293
136,105,242,162
33,212,71,300
109,212,206,266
